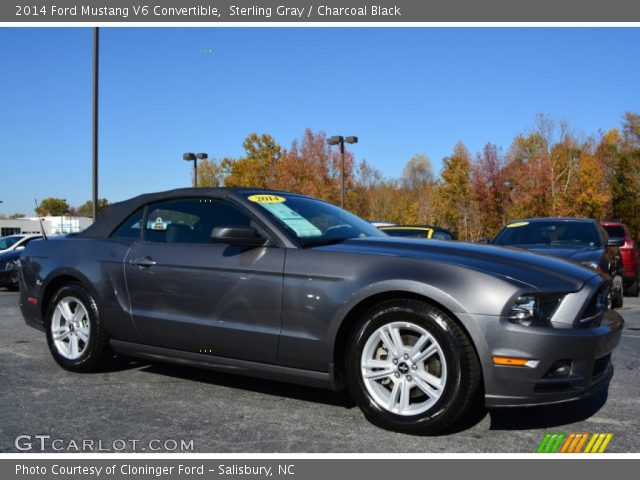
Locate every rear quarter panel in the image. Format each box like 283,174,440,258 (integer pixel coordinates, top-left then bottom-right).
20,237,139,342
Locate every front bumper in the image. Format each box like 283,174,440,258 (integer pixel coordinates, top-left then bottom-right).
459,308,623,408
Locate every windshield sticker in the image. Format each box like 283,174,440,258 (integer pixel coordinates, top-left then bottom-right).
248,194,286,204
259,203,322,238
507,221,529,228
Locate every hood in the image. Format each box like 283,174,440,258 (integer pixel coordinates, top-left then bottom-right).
313,237,599,292
513,245,603,264
0,250,21,262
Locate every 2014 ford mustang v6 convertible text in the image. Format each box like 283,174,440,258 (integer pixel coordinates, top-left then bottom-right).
19,188,623,434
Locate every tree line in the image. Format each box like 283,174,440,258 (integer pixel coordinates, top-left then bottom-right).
8,113,637,242
195,113,640,241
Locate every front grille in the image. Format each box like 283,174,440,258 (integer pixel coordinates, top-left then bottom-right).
576,284,609,328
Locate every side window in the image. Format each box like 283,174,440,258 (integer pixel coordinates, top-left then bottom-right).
143,198,253,244
111,207,145,240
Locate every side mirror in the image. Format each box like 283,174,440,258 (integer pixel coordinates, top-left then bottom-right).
211,226,267,247
15,246,26,251
477,237,490,244
607,237,625,247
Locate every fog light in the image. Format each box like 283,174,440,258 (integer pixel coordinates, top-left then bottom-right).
545,360,572,378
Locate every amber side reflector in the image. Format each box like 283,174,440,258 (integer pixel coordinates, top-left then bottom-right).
27,297,38,305
492,356,530,366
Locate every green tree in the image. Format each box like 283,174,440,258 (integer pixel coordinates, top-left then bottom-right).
35,198,70,216
76,199,109,218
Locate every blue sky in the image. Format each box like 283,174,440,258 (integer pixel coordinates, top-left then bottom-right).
0,27,638,215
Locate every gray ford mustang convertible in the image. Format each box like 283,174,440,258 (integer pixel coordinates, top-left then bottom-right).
20,188,623,434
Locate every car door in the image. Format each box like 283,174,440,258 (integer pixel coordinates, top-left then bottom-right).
124,197,284,363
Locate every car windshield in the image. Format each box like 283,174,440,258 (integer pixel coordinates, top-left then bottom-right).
493,221,601,247
603,225,625,238
244,193,386,247
0,236,22,250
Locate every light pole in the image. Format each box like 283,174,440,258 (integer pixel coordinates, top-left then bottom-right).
183,152,208,187
327,135,358,209
92,27,99,220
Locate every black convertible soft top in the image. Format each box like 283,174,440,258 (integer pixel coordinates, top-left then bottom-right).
77,187,238,239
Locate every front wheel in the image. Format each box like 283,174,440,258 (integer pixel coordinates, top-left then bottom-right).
45,283,111,372
345,299,481,434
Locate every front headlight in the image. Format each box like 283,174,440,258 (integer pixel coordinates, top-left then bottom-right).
4,259,19,271
508,294,564,326
581,261,602,272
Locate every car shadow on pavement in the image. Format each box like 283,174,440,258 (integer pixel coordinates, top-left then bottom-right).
487,389,609,430
120,357,356,408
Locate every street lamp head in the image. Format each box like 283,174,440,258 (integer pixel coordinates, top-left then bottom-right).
196,153,208,160
183,152,196,161
344,136,358,144
327,136,343,146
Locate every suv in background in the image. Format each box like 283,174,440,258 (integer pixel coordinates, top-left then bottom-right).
491,218,624,308
601,221,640,296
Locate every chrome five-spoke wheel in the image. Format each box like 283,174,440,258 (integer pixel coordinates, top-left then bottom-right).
360,321,447,416
50,296,91,360
347,299,480,434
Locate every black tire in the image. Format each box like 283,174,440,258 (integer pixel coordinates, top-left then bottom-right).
345,299,481,435
612,282,624,308
625,279,639,297
45,282,111,372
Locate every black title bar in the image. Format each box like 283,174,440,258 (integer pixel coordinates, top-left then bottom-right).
4,0,640,23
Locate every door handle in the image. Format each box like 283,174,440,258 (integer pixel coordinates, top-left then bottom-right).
130,256,157,268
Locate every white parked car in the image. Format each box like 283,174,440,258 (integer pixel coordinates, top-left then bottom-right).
0,234,42,254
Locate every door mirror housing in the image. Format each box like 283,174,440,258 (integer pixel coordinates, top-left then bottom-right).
607,237,625,247
211,226,267,247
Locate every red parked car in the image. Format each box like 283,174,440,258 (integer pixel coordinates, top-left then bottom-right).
601,221,640,296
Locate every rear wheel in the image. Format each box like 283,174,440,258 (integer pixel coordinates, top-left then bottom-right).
345,299,481,434
45,283,111,372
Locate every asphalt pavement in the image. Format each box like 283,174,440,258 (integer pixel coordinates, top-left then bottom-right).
1,289,639,453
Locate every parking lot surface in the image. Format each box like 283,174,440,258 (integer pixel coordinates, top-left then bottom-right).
1,289,639,453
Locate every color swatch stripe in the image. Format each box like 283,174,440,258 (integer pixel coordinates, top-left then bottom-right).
536,432,612,453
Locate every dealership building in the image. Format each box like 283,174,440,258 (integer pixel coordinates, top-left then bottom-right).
0,216,93,237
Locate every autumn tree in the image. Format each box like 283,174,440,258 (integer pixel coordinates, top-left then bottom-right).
274,129,354,206
223,133,283,188
35,198,70,216
503,132,552,219
572,142,611,219
471,143,510,235
399,154,436,224
437,142,480,240
194,158,226,187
